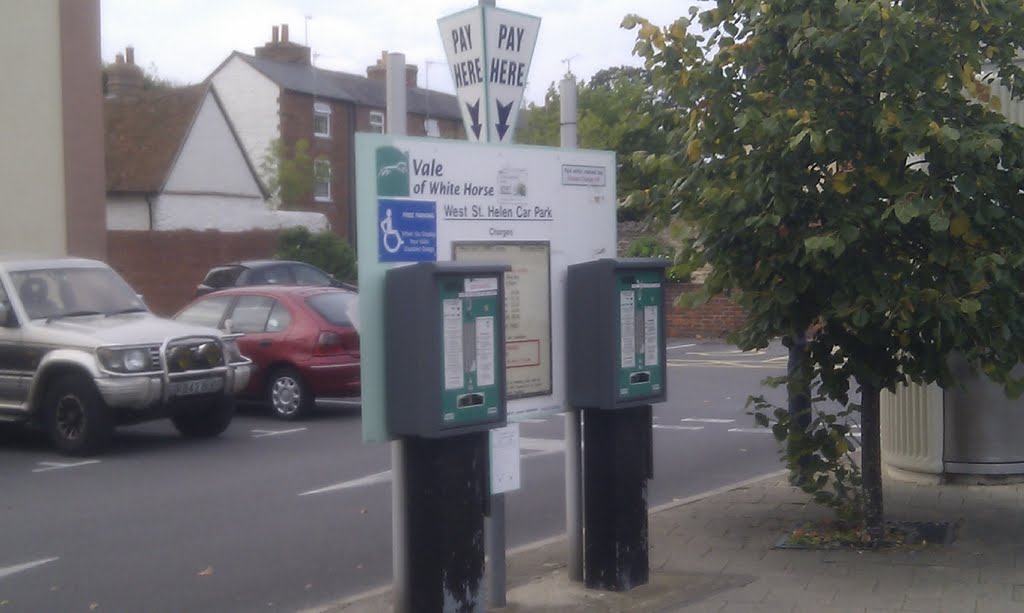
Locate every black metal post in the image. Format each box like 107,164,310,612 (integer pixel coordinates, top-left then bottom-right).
403,432,489,612
583,405,653,591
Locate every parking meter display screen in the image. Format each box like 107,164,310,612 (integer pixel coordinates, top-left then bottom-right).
616,270,663,400
437,276,502,426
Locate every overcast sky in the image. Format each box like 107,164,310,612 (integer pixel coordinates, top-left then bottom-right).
100,0,705,105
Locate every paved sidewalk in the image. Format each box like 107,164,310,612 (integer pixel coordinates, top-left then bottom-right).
316,472,1024,612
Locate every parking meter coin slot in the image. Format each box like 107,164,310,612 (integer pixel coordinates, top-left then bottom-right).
629,372,651,385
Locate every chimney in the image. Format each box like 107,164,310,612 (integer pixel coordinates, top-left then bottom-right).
106,46,144,98
254,23,311,65
366,50,418,88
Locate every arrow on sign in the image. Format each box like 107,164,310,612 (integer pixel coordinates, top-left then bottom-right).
466,99,482,139
495,99,514,140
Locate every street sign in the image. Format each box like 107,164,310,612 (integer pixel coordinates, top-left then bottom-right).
438,5,540,143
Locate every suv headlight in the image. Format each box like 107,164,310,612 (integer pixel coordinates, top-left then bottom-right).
97,346,156,373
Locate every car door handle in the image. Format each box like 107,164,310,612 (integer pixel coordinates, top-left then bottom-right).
259,340,272,347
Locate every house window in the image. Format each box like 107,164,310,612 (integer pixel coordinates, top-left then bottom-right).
313,102,331,138
424,118,440,137
369,110,385,133
314,159,332,202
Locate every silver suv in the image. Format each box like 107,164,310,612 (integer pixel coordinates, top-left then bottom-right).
0,257,252,455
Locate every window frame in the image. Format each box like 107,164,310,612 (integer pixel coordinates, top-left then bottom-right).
313,159,332,202
313,101,331,139
369,110,385,133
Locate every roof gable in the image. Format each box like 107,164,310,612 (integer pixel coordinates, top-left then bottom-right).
104,86,205,192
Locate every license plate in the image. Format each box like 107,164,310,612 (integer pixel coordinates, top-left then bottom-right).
169,377,223,397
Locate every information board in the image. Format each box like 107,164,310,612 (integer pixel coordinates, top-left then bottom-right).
356,134,616,442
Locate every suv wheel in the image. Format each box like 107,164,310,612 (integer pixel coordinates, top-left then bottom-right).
43,374,114,456
172,398,235,438
268,367,312,420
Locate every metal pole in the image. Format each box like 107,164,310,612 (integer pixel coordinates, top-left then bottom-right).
386,52,410,613
559,76,583,582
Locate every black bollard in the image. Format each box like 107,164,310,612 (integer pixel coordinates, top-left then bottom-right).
403,431,490,612
583,405,653,591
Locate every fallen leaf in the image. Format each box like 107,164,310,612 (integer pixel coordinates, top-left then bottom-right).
360,508,367,515
89,604,99,611
198,566,215,577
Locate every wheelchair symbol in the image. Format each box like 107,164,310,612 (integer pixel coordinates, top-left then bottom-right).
381,208,404,254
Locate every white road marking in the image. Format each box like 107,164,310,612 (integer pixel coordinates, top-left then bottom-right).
299,470,392,496
32,461,99,473
252,428,307,438
299,438,566,496
667,343,696,350
653,425,704,431
681,418,735,424
516,418,548,423
0,557,59,579
728,427,775,434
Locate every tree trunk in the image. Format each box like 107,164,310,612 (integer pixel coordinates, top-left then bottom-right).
786,331,813,478
860,381,884,545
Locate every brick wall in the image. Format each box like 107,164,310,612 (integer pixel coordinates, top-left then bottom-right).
665,282,747,339
108,230,281,316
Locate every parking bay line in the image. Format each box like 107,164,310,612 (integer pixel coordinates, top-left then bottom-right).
0,557,59,579
653,425,704,431
252,427,307,438
681,418,736,424
32,460,100,473
298,438,565,497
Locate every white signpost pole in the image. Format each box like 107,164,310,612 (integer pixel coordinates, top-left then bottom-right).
385,52,411,613
560,76,584,584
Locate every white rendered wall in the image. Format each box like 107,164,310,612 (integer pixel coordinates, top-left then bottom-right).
164,93,262,196
0,1,67,256
210,57,280,187
106,195,151,230
153,193,327,232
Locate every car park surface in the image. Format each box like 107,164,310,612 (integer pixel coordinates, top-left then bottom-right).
175,285,360,419
0,257,251,455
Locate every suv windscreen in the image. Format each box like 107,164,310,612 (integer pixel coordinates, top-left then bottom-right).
12,267,146,320
306,292,356,326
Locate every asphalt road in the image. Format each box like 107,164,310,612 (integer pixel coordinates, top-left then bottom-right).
0,341,798,613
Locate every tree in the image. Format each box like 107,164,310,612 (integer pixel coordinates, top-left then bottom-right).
627,1,1024,543
259,138,328,209
517,67,671,221
275,226,357,283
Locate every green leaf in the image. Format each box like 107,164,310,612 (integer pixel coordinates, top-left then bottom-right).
960,298,981,315
929,213,950,232
894,200,920,224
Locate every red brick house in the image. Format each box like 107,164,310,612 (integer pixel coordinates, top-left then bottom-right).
208,24,465,243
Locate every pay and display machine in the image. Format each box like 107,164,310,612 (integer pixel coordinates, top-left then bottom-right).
567,257,670,410
385,261,510,438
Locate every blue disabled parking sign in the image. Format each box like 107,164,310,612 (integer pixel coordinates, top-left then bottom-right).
378,199,437,262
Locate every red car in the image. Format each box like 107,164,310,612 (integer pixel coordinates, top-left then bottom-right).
174,286,359,419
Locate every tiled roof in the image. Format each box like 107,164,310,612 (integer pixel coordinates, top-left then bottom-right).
238,53,461,120
104,85,206,193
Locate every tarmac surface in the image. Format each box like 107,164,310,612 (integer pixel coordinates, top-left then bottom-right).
312,469,1024,612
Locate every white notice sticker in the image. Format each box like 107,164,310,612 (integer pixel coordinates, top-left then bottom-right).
644,305,658,366
620,290,636,368
489,423,521,494
442,299,464,390
476,315,495,387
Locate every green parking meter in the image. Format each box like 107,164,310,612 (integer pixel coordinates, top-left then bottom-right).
567,258,670,410
385,261,510,437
